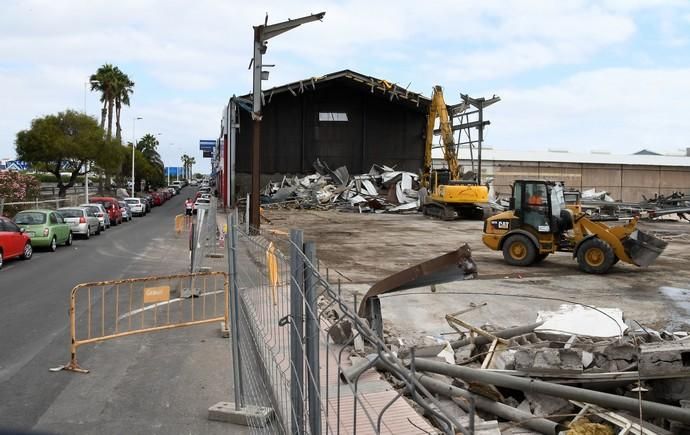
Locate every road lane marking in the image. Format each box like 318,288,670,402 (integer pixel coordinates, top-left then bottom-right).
117,289,224,320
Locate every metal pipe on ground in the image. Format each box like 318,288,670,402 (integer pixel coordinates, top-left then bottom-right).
415,373,562,435
401,322,544,359
413,358,690,425
451,322,544,350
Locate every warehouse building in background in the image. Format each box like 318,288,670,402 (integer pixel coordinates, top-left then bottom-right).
458,148,690,202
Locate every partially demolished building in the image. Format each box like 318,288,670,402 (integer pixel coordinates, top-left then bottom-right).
216,70,431,206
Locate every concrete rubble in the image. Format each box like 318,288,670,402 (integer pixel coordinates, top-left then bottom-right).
262,158,421,213
345,303,690,434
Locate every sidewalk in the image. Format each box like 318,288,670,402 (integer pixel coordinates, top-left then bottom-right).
32,210,248,435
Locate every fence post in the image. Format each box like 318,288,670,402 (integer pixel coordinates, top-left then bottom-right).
227,211,244,409
189,223,196,273
289,229,305,435
304,241,321,435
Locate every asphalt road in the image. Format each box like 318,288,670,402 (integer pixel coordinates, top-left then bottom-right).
0,189,241,434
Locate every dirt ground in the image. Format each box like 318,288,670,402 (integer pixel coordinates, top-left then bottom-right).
264,208,690,342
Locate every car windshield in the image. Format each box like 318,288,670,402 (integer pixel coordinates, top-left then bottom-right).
197,199,210,204
124,199,138,204
14,212,46,225
58,209,83,218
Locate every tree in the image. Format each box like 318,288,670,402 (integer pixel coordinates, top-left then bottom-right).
132,133,165,189
180,154,190,179
15,110,121,197
114,70,134,143
89,64,118,137
187,156,196,180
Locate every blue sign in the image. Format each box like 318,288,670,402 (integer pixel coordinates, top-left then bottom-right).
5,160,29,171
164,167,184,177
199,139,215,151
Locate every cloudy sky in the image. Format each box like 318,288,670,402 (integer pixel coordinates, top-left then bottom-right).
1,0,690,172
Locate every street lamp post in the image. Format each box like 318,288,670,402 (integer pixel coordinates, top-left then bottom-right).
131,117,142,198
248,12,325,232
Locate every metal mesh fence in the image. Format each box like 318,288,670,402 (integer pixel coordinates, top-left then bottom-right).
225,211,475,434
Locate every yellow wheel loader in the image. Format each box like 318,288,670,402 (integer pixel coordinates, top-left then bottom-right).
482,180,667,274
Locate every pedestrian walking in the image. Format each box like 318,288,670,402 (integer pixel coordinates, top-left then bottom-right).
184,197,194,216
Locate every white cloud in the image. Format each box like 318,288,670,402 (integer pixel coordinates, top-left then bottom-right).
488,68,690,153
1,0,690,167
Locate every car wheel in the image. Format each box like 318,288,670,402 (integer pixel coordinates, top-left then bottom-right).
22,243,32,260
85,227,91,239
65,232,73,246
96,225,101,235
50,236,57,252
0,250,3,269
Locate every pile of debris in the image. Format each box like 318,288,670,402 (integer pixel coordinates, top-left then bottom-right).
262,159,422,213
574,189,690,222
349,304,690,434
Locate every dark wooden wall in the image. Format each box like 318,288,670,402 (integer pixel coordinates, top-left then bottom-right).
236,78,427,175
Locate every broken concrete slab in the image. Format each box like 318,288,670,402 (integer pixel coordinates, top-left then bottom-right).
639,340,690,377
514,348,583,374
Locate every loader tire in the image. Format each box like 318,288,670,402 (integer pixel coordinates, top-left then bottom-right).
577,238,615,274
503,234,537,267
534,253,549,263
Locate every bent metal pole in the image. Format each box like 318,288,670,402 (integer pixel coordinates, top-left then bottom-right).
413,358,690,425
415,373,561,435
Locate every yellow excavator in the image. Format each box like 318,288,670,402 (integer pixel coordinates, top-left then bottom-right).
421,86,491,220
482,180,668,273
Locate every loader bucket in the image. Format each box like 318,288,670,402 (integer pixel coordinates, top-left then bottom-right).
622,230,668,267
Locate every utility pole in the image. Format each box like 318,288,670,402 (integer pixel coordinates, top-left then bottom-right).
249,12,325,233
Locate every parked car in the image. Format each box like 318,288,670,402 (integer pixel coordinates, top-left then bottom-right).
150,192,163,206
198,186,211,195
80,203,111,230
13,209,72,251
0,216,32,269
124,198,146,216
137,194,153,212
57,207,100,238
90,196,123,226
189,179,198,186
117,201,133,221
193,197,211,214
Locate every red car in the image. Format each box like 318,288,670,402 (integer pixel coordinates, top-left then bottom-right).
150,192,163,206
91,196,123,225
0,216,33,269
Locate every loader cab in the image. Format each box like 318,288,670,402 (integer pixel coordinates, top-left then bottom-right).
510,180,567,234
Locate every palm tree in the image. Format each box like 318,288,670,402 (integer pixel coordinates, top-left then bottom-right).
180,154,190,180
187,156,196,180
89,64,118,138
137,134,164,169
114,70,135,143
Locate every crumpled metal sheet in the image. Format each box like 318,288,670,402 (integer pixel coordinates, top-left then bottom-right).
263,159,422,213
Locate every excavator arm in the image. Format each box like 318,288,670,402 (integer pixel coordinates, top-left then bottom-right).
423,86,460,187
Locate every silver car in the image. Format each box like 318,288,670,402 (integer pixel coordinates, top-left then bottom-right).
79,203,111,230
57,207,101,239
118,201,132,222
